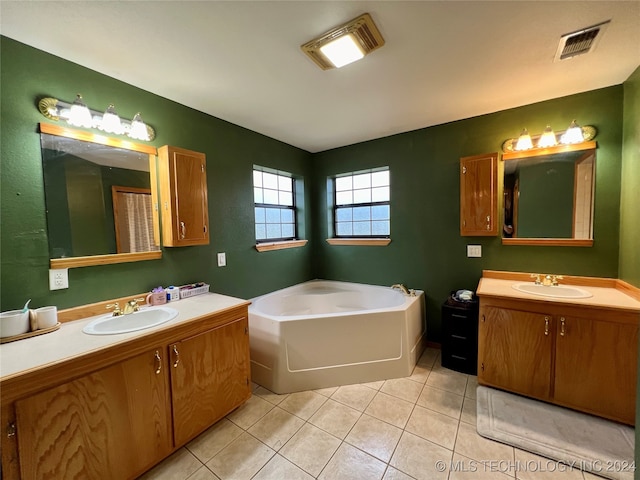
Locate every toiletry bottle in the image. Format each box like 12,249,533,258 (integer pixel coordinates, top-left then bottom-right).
166,286,180,302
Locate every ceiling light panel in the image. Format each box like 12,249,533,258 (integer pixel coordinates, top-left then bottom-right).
301,13,385,70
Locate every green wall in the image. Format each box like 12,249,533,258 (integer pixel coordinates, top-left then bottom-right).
0,36,314,311
312,87,624,340
621,66,640,479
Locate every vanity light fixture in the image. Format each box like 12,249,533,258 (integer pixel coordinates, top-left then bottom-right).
301,13,385,70
503,121,596,153
38,94,156,141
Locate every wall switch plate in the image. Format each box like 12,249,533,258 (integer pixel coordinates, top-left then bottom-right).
467,245,482,258
217,252,227,267
49,268,69,290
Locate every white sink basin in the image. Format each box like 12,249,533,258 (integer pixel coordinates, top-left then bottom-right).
512,283,593,299
83,306,178,335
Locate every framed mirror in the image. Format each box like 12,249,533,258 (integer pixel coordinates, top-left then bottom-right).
40,123,162,268
501,142,596,246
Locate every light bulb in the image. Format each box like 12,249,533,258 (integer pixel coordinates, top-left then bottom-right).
129,112,150,141
67,94,93,128
515,128,533,151
537,125,557,148
101,104,124,134
560,120,585,144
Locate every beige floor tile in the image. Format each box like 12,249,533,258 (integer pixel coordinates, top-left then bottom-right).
252,454,314,480
448,453,514,479
417,348,440,368
417,385,464,419
186,418,244,463
206,432,274,480
380,377,424,403
514,449,584,480
362,380,386,390
426,368,468,396
319,442,387,480
382,466,416,479
405,404,459,450
331,383,377,411
365,391,414,428
226,395,274,430
248,406,305,450
582,472,608,480
408,364,431,384
254,386,289,405
279,423,341,476
308,398,362,439
390,431,452,480
314,386,339,397
345,414,403,463
466,376,479,399
139,448,203,480
278,390,327,420
460,396,477,425
186,466,221,480
455,422,514,465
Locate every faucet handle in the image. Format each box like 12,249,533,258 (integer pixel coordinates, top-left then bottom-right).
530,274,542,285
551,275,564,286
106,302,122,316
129,298,145,312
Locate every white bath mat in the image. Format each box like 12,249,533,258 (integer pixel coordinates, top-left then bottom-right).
476,386,635,480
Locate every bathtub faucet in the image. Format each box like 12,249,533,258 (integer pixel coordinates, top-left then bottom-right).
391,284,416,296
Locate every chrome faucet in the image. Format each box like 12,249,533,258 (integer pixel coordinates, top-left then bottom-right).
391,284,416,296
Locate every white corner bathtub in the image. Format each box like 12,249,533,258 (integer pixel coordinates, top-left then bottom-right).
248,280,426,394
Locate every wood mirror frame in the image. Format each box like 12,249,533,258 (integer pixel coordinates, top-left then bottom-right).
40,123,162,268
501,141,596,247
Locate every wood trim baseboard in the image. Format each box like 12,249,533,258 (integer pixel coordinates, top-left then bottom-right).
501,238,593,247
326,238,391,246
50,250,162,269
255,240,308,252
616,279,640,302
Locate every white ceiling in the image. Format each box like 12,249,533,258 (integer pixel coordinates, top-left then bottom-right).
1,1,639,153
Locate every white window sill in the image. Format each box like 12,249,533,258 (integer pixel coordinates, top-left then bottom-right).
325,238,391,246
255,240,308,252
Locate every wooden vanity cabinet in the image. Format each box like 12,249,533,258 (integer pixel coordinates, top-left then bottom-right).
157,145,209,246
478,297,638,425
14,347,172,480
460,152,499,236
170,317,251,446
1,304,251,480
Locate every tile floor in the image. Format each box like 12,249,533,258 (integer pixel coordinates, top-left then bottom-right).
139,348,606,480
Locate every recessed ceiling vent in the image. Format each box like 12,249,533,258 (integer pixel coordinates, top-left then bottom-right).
554,20,610,61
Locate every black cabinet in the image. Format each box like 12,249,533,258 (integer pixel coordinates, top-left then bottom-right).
441,296,479,375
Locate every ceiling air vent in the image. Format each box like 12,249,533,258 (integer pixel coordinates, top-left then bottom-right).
554,20,610,61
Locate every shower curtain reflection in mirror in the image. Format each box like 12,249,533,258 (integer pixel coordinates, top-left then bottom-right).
112,186,159,253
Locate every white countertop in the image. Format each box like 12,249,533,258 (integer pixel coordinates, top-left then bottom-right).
0,293,249,380
477,278,640,312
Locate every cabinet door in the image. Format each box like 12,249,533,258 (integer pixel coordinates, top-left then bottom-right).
554,315,638,424
170,317,251,446
460,153,499,236
158,145,209,246
15,348,172,480
478,306,553,399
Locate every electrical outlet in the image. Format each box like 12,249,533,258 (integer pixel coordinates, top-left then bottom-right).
217,252,227,267
467,245,482,258
49,268,69,290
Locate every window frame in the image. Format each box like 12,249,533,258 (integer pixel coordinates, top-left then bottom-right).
253,167,298,244
332,167,390,239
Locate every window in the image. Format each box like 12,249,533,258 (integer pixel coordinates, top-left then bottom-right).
334,168,390,237
253,167,296,242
